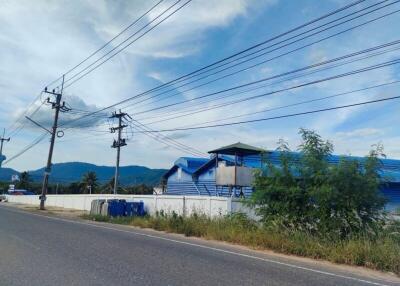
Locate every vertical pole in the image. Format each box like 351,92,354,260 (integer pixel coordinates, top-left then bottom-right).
0,128,10,168
0,129,5,168
234,151,237,188
113,115,122,195
40,75,64,210
215,153,218,196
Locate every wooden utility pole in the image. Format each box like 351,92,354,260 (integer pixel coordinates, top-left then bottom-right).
110,110,130,194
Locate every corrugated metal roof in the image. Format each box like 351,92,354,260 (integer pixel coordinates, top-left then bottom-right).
174,157,209,173
264,151,400,182
164,150,400,183
163,157,209,179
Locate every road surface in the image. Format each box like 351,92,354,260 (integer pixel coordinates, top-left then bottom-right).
0,204,398,286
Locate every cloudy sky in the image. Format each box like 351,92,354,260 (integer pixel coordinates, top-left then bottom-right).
1,0,400,171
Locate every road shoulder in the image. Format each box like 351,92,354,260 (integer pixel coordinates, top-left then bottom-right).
2,202,400,285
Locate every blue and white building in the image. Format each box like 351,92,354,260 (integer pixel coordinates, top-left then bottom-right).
163,142,400,212
163,143,264,197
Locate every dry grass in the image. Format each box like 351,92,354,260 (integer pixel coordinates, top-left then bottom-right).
82,212,400,275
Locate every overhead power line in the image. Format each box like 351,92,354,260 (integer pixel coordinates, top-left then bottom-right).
66,40,400,130
65,3,400,129
175,79,400,129
139,47,400,124
128,119,206,157
121,0,371,101
137,43,400,123
63,0,193,89
7,0,400,164
5,0,167,139
6,99,47,138
130,56,400,120
2,132,49,166
60,0,379,126
46,0,165,89
120,0,399,112
147,0,389,89
138,95,400,133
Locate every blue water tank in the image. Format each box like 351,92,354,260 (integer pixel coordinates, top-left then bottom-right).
123,201,145,217
125,202,134,216
107,200,125,217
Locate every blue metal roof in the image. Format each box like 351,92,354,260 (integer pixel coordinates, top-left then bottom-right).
263,151,400,183
163,157,209,179
164,151,400,183
174,157,209,173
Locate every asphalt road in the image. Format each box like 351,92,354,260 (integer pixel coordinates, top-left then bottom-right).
0,205,398,286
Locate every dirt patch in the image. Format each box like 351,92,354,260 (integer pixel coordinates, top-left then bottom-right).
5,202,87,219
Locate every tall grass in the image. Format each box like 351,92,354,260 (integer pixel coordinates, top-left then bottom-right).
83,212,400,275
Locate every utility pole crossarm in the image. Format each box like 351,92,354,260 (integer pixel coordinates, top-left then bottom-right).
110,124,128,133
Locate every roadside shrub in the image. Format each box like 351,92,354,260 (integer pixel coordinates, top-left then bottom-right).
251,128,387,239
83,212,400,275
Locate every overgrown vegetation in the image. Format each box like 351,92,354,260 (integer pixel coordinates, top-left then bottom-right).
84,212,400,275
81,128,400,274
251,128,387,239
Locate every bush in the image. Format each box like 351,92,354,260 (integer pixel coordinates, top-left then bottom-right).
251,128,387,239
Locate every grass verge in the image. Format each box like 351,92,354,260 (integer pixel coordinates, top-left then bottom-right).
81,212,400,276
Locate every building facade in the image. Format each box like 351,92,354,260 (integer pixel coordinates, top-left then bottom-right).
163,143,400,212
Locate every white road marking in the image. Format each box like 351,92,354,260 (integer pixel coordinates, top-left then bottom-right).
0,205,394,286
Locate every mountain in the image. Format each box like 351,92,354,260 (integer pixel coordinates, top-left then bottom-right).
0,167,19,182
1,162,167,186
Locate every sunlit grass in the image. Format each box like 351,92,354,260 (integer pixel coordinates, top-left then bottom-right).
81,212,400,275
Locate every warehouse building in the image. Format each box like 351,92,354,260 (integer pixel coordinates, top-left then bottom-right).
163,142,400,212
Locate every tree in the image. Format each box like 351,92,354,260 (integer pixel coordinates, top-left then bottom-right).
122,184,153,195
16,171,31,190
80,171,98,194
251,128,386,239
67,182,82,194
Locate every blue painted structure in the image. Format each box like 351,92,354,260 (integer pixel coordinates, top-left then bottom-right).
163,144,400,212
164,155,255,197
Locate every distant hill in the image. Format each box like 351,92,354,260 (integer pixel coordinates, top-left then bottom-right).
0,167,19,182
0,162,167,186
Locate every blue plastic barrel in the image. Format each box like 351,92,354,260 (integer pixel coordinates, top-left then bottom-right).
125,202,134,216
107,199,122,217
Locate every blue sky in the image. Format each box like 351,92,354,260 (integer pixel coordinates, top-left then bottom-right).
1,0,400,171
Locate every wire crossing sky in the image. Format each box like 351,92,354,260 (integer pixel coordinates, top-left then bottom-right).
1,0,400,171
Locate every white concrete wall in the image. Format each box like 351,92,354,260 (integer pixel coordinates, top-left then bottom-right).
231,200,261,221
5,194,256,218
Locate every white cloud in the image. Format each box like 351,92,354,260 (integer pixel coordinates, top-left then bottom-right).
0,0,277,170
336,128,384,139
147,72,164,82
2,0,400,172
